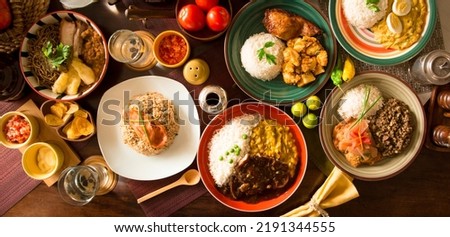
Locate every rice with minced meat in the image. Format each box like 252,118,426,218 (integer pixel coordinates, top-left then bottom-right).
342,0,388,28
240,32,285,81
122,92,179,156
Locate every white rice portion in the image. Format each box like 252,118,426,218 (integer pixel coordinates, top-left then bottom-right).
208,114,261,187
342,0,388,28
240,32,285,81
338,84,384,120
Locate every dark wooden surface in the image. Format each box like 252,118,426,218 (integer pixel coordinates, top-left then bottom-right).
3,0,450,217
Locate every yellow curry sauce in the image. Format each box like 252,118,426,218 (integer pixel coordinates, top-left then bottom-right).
371,0,427,50
248,119,298,177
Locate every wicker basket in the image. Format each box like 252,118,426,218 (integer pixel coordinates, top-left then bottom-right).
0,0,50,54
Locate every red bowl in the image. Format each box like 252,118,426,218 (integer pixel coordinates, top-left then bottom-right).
197,102,308,212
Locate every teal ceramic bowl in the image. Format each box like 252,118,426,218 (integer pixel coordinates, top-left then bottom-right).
224,0,337,105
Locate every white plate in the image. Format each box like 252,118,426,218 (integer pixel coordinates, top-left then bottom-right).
96,76,200,180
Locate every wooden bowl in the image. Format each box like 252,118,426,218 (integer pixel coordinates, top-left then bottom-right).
40,100,95,142
56,109,95,142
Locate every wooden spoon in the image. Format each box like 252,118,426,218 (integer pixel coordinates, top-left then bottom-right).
137,169,201,204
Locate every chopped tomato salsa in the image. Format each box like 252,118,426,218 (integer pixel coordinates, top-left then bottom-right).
158,35,187,65
3,115,31,144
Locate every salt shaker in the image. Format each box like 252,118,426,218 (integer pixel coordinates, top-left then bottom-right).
409,50,450,85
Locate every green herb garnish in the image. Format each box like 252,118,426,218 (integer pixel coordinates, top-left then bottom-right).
366,0,380,12
257,41,277,65
42,41,71,69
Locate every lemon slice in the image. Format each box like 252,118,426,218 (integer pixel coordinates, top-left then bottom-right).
392,0,412,16
387,13,403,34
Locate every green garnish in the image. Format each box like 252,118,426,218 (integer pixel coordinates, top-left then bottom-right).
42,41,71,70
257,41,277,65
366,0,380,12
351,85,382,128
242,134,248,139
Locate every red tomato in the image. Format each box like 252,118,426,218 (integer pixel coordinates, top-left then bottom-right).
195,0,219,12
177,4,206,32
0,0,12,31
206,6,230,32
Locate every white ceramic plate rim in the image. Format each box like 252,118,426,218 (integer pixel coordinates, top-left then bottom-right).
96,76,200,180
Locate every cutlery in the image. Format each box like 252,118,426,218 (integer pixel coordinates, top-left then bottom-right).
137,169,201,204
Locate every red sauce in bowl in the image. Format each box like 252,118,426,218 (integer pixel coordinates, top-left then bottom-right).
3,115,31,143
158,35,187,65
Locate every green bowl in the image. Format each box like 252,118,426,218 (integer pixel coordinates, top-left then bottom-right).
224,0,337,105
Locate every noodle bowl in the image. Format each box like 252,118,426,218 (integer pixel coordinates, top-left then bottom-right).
28,24,60,88
20,11,108,101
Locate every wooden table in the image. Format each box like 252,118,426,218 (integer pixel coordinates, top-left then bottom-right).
3,0,450,217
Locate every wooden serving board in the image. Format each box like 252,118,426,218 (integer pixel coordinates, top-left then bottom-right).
17,99,81,186
425,85,450,152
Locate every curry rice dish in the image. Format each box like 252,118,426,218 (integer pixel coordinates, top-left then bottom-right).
208,114,299,203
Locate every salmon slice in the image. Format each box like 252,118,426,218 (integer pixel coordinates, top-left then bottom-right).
128,104,168,149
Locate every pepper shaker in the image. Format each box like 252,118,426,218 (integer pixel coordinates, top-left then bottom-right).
437,90,450,110
432,125,450,148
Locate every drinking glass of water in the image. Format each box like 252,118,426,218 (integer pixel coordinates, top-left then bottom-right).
57,156,118,206
57,166,99,206
108,29,156,71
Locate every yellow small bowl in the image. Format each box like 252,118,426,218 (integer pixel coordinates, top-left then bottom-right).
0,111,39,149
153,30,191,68
22,142,65,180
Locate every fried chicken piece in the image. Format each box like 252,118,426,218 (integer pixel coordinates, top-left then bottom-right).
262,8,322,41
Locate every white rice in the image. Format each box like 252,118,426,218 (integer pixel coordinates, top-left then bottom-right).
207,114,261,187
338,84,384,120
240,32,285,81
342,0,388,28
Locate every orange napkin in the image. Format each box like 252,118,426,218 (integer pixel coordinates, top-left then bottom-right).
282,166,359,217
